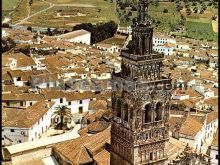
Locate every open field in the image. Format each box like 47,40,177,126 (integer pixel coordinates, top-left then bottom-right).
2,0,19,10
30,0,51,15
11,0,118,28
10,0,29,23
185,21,218,41
7,0,218,41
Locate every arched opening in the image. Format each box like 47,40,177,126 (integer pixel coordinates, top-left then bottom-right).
123,103,129,122
144,104,151,123
155,102,163,121
116,100,121,118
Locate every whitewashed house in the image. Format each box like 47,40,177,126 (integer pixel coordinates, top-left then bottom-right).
205,111,218,142
57,29,91,45
96,43,121,54
194,85,215,98
176,42,190,51
153,33,176,46
153,43,175,55
2,101,55,146
178,116,206,152
41,90,96,123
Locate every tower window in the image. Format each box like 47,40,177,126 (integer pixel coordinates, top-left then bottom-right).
123,104,129,122
155,102,163,121
150,152,153,161
144,104,151,123
116,100,121,118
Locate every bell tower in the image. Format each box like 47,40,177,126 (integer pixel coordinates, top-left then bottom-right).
110,0,172,164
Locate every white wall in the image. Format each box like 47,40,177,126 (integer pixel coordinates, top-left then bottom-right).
153,46,174,55
153,37,176,46
68,33,91,45
2,128,29,146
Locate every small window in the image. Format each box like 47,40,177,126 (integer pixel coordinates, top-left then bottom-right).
68,102,71,105
79,107,83,114
47,82,50,88
60,98,63,103
2,138,4,140
11,129,15,132
42,116,43,121
18,140,22,143
79,100,82,104
30,102,33,106
20,101,23,106
216,155,218,160
2,129,4,132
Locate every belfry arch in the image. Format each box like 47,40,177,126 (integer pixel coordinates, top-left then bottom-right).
155,102,163,121
116,100,121,118
123,103,129,122
144,103,151,123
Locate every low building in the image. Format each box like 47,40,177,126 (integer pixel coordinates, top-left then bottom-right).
178,116,206,152
153,33,176,46
57,29,91,45
176,42,190,51
194,85,215,98
2,101,55,146
153,43,175,56
96,43,121,54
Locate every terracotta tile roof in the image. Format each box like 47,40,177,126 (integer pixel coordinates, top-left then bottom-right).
190,115,206,124
41,89,95,101
212,129,218,147
168,116,186,131
84,127,110,156
64,91,95,101
3,101,55,128
93,149,110,165
54,135,93,164
54,128,110,164
2,93,44,101
7,52,36,67
179,116,203,138
86,109,107,123
206,111,218,124
2,85,31,93
88,121,110,133
203,98,218,107
175,88,202,98
178,99,197,108
89,100,107,110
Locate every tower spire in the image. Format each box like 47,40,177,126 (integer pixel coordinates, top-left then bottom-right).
137,0,151,26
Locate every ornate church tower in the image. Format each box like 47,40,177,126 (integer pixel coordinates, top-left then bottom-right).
110,0,172,164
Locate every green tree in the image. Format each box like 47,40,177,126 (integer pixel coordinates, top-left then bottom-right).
53,105,72,130
193,6,198,13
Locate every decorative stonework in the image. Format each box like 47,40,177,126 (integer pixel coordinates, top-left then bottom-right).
110,0,172,164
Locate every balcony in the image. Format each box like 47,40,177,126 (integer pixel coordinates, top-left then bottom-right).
143,120,164,129
121,51,164,61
